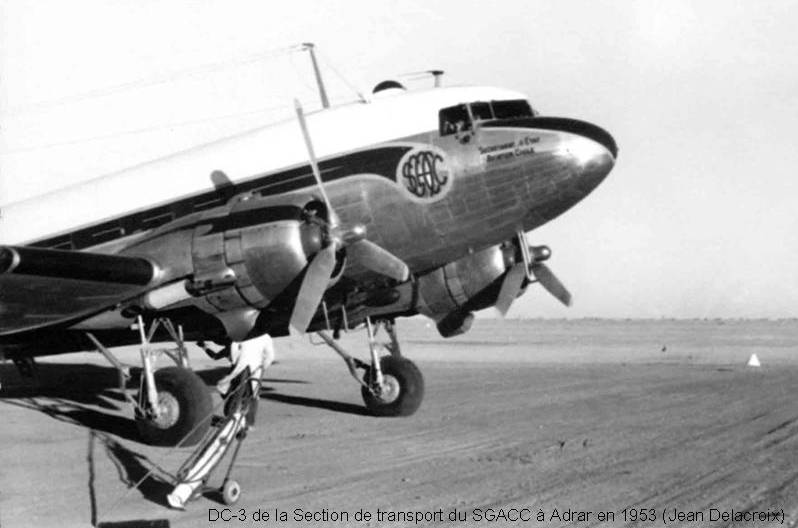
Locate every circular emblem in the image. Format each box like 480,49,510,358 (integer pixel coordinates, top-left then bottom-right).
397,147,451,202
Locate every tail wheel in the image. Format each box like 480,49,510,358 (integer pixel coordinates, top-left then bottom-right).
136,367,212,446
361,356,424,417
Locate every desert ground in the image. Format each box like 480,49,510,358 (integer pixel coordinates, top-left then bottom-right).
1,318,797,527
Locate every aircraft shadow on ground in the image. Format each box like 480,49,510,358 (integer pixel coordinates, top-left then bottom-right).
0,362,145,441
194,365,310,386
196,367,371,415
89,431,174,511
260,392,370,416
1,361,370,513
0,361,366,438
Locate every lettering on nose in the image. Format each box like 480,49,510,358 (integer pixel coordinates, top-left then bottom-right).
397,148,451,202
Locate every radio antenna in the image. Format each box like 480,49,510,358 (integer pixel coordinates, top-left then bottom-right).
302,43,330,109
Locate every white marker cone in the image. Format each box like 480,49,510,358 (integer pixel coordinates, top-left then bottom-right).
746,353,761,367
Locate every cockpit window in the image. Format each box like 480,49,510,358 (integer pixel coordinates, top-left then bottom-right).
440,99,536,136
470,102,493,121
492,99,534,119
439,104,471,136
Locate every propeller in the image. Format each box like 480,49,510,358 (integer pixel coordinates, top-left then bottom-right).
495,237,572,316
289,243,336,334
530,262,572,307
289,100,409,333
494,262,527,316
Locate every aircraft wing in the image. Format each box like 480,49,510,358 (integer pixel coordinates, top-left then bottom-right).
0,245,158,336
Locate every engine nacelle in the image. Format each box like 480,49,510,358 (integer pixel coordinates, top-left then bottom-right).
108,193,333,338
191,195,328,313
416,242,517,337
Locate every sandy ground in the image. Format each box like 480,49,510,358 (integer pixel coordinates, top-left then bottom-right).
1,319,797,527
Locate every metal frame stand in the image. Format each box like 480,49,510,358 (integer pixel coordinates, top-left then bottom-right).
171,373,258,507
195,422,247,504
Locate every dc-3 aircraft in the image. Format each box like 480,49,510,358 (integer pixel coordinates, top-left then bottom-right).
0,47,617,449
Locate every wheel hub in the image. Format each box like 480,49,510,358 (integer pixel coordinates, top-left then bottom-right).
150,391,180,429
373,374,401,404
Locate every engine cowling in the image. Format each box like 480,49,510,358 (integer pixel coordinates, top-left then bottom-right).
190,195,330,315
416,242,518,337
120,189,410,338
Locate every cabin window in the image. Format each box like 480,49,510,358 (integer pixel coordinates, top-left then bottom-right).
90,222,125,243
439,104,472,136
50,240,74,250
192,195,224,211
36,235,73,250
492,99,534,119
141,211,175,230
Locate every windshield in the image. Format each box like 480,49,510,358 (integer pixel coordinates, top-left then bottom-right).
439,99,535,136
492,99,534,119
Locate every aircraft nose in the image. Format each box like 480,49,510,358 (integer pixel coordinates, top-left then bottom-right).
538,117,617,195
561,126,616,192
545,117,618,159
482,116,617,227
483,115,617,178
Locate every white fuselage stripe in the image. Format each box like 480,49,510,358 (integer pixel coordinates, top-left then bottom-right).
0,86,527,246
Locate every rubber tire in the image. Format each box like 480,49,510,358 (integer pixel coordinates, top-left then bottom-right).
136,367,213,447
222,479,241,505
361,356,424,417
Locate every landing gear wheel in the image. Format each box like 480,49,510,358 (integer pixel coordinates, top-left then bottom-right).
136,367,212,446
221,479,241,505
361,356,424,417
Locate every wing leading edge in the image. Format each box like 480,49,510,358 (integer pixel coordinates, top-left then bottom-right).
0,246,159,336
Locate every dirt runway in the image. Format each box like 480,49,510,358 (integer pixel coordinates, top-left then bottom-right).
1,319,797,527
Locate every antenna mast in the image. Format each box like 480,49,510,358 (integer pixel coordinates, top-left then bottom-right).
303,43,330,109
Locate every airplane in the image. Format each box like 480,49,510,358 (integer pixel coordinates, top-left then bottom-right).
0,47,617,447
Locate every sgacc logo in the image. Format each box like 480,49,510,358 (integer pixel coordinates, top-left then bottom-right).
397,147,451,202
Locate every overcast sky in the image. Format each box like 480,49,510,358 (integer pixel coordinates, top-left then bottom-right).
1,0,797,319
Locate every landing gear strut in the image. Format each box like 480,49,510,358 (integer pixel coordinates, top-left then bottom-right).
87,316,212,446
317,318,424,417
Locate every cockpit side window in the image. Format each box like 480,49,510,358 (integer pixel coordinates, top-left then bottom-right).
491,99,535,119
470,102,493,121
439,104,471,136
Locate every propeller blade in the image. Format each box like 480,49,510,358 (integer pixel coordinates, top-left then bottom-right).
294,99,334,224
289,244,336,334
531,263,572,306
494,262,527,316
347,239,409,282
